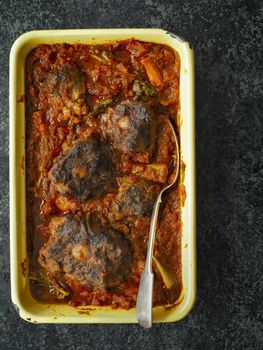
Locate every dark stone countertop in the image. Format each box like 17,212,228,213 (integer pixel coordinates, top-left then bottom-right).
0,0,262,349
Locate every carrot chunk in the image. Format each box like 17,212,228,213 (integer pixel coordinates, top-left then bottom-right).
141,57,164,89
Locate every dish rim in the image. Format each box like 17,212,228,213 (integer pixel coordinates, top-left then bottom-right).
9,28,196,324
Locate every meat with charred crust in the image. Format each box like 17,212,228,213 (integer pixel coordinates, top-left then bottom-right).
32,62,88,119
99,100,159,155
110,176,160,221
50,136,117,201
39,215,132,290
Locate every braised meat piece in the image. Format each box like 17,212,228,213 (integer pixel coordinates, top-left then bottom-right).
87,215,132,288
99,100,159,154
51,137,116,201
39,215,132,290
33,62,88,118
110,177,160,220
58,65,86,99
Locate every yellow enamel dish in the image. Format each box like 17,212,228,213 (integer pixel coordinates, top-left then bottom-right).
9,28,195,324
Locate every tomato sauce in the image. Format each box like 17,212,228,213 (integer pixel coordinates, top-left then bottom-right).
26,39,182,308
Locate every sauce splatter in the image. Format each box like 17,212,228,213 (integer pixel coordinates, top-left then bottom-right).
17,94,25,103
21,259,27,277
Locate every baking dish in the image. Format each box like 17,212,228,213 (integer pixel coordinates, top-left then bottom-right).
9,28,195,324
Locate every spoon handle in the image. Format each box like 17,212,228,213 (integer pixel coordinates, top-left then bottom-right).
136,268,154,328
136,195,162,328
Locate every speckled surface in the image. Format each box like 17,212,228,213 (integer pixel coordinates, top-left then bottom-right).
1,0,263,349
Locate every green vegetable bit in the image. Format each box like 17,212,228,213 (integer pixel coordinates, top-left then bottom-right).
92,96,121,117
90,51,112,64
133,79,157,100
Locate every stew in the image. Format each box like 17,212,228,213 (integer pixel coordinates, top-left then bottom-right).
25,39,183,309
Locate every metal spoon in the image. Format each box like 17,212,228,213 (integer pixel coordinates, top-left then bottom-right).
136,120,180,328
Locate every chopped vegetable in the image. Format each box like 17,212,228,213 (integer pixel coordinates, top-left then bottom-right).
90,53,107,63
49,279,70,300
141,57,164,89
29,272,70,300
92,96,121,116
133,79,157,100
101,50,112,62
36,175,43,189
131,162,168,183
132,152,151,163
90,51,112,64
